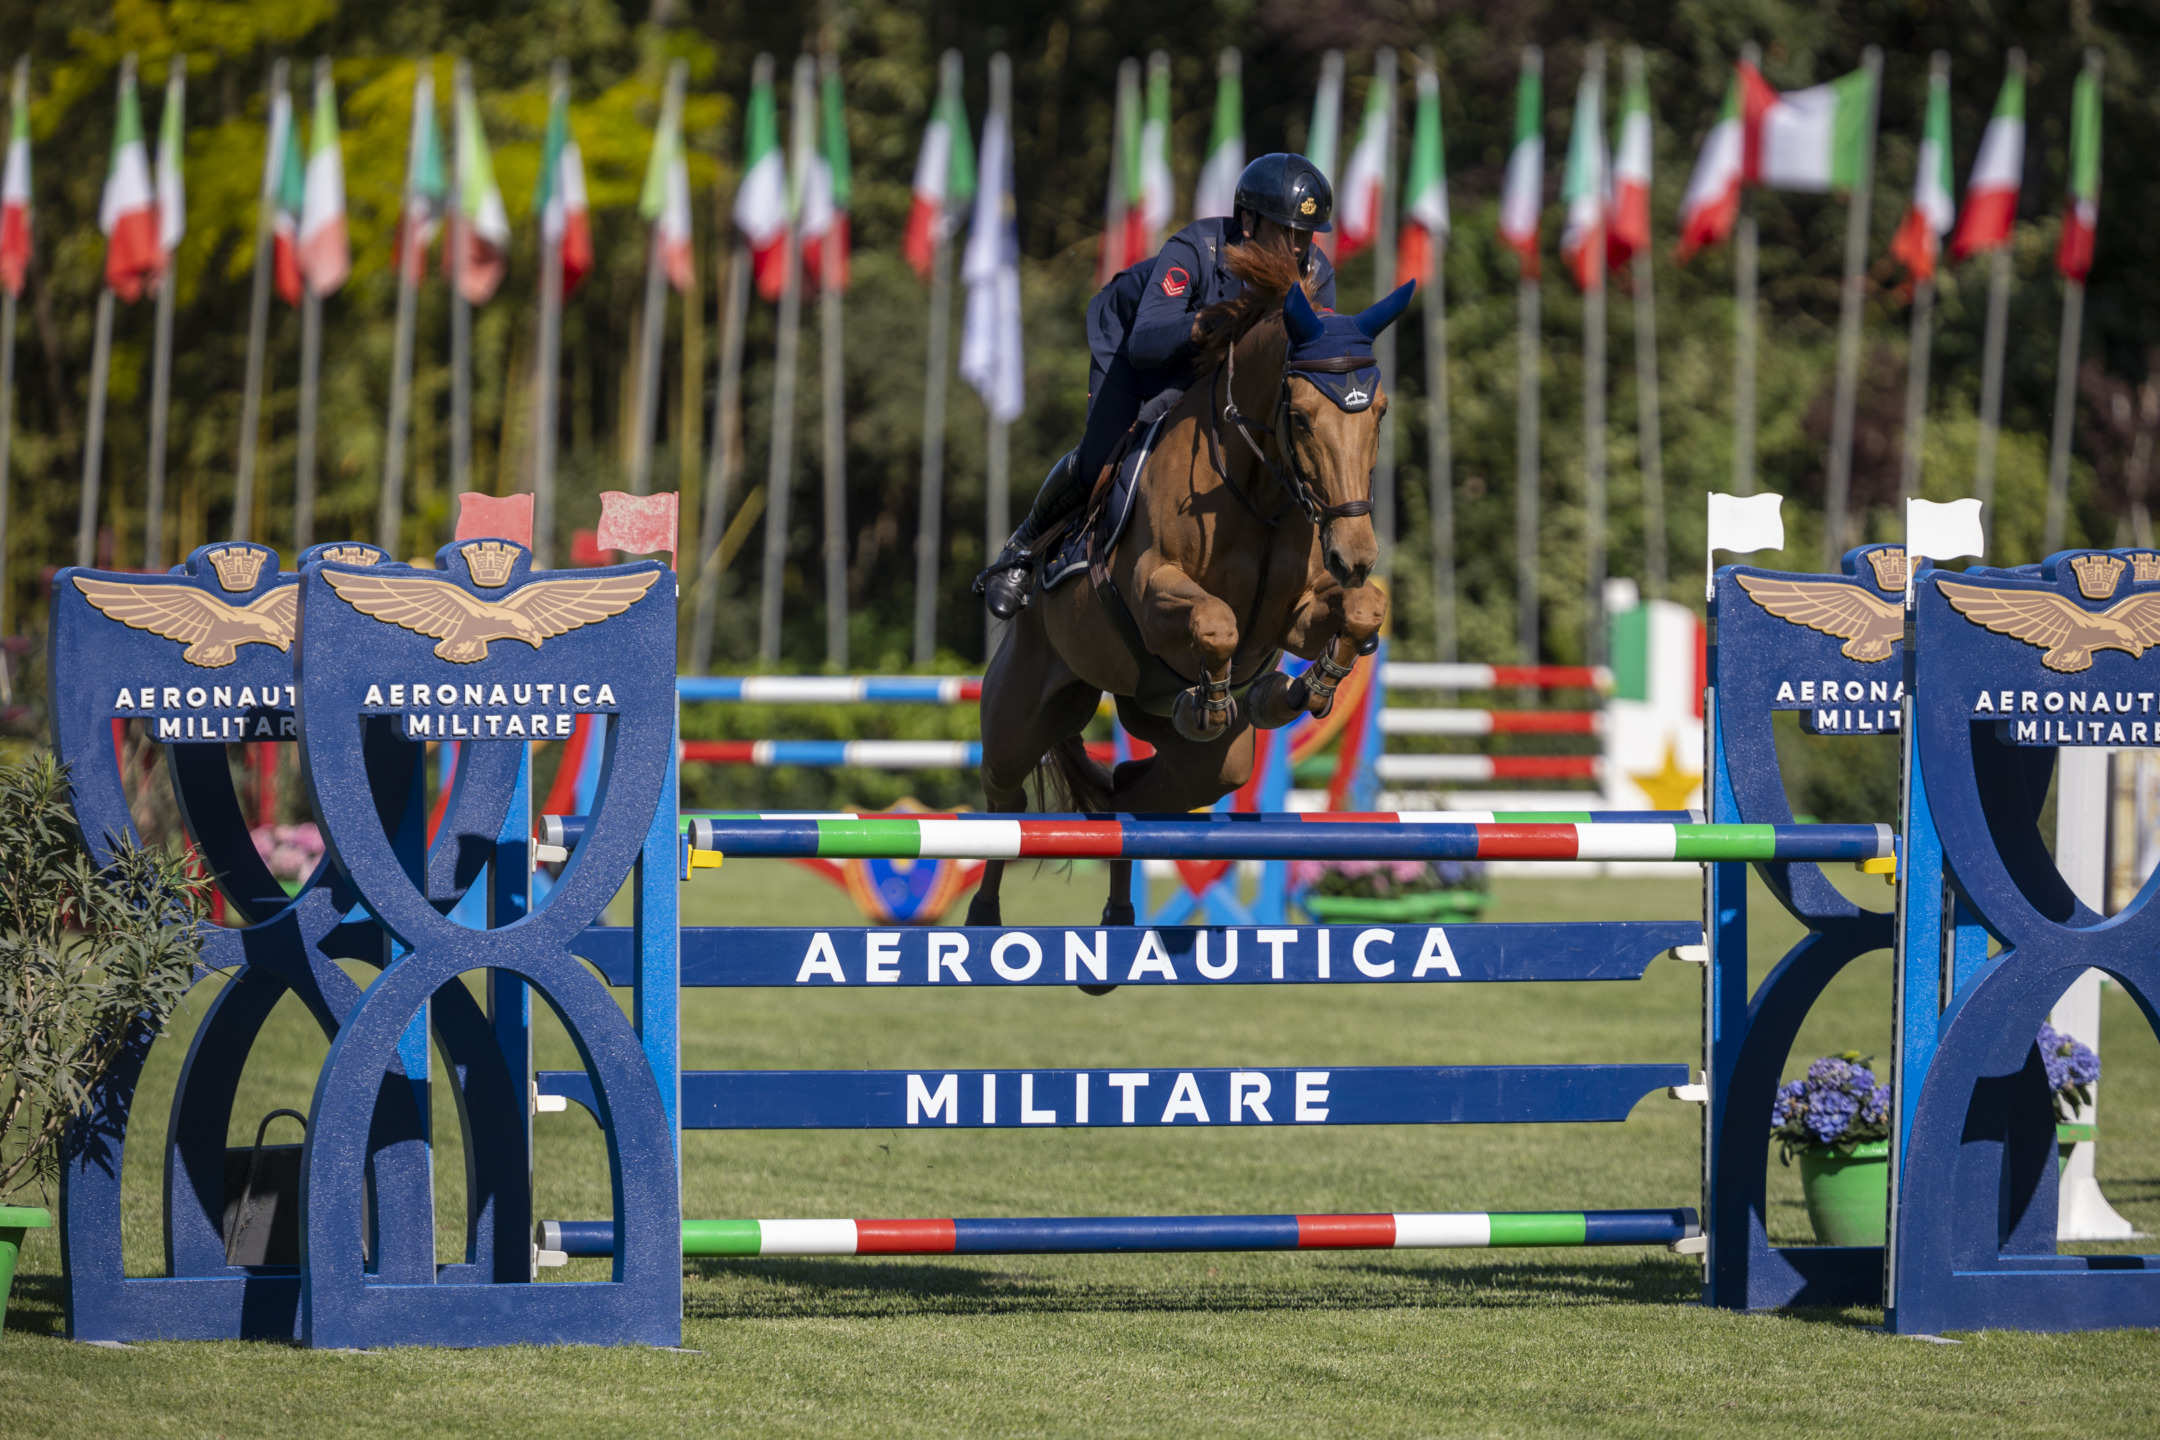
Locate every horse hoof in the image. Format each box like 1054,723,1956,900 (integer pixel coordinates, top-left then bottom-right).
1102,899,1136,927
964,895,1001,927
1244,671,1305,730
1171,687,1237,743
1079,984,1119,997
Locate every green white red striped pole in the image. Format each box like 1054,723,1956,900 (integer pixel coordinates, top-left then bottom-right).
679,814,1892,865
537,1208,1699,1260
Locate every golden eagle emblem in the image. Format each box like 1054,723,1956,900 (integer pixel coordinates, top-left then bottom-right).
1938,580,2160,674
73,577,297,668
323,567,659,663
1735,574,1903,662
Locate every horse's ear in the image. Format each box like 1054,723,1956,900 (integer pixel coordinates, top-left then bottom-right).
1283,283,1325,348
1354,280,1417,339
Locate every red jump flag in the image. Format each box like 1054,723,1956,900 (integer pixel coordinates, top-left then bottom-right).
455,491,534,548
597,490,680,567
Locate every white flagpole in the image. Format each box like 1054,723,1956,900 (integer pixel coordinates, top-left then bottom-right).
819,50,848,669
531,59,567,567
1624,47,1666,600
1821,46,1882,566
79,55,134,570
380,61,432,555
1581,44,1607,664
231,57,286,544
1732,42,1760,497
447,57,475,510
1515,45,1542,698
1899,52,1951,508
629,60,686,497
759,53,815,663
1972,47,2027,553
913,49,961,668
1418,53,1454,661
1372,47,1398,576
144,53,184,571
982,52,1014,663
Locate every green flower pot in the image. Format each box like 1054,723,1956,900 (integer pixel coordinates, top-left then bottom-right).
0,1205,53,1331
1797,1141,1888,1246
1297,889,1491,923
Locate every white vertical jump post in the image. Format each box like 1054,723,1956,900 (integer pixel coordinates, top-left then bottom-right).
2051,747,2143,1240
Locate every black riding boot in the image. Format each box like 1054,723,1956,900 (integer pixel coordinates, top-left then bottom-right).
975,450,1085,620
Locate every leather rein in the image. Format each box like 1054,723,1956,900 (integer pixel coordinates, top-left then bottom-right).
1210,343,1379,529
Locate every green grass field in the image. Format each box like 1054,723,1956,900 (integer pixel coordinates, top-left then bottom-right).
5,864,2159,1437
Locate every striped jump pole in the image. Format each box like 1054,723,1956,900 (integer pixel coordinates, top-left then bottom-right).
680,815,1895,864
537,1208,1699,1260
1372,755,1602,783
677,675,982,703
538,807,1708,853
680,739,1121,768
1383,663,1612,692
1380,708,1602,736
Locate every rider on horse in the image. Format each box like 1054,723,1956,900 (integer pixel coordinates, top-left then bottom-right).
975,153,1339,620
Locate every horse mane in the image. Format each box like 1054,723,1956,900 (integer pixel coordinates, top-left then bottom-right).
1190,236,1323,370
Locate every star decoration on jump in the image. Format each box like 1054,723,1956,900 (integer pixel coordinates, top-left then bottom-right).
1629,736,1702,811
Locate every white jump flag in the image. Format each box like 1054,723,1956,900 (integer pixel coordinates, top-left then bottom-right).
1906,497,1984,562
1705,491,1785,597
1905,496,1985,601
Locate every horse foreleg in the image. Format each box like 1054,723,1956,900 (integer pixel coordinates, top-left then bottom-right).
1138,563,1241,742
1272,577,1390,719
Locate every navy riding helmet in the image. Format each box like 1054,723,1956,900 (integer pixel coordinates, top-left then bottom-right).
1234,153,1335,234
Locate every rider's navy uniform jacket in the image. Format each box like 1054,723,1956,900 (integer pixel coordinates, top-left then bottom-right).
1077,216,1337,482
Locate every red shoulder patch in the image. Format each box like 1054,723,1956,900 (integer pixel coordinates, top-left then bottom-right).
1160,266,1190,298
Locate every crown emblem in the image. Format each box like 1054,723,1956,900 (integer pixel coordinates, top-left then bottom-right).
1299,196,1317,215
320,545,382,567
458,541,520,588
2070,552,2125,600
2133,553,2160,584
1862,547,1908,593
205,545,268,593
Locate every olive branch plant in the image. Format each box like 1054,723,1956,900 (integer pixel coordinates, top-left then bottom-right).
0,754,209,1206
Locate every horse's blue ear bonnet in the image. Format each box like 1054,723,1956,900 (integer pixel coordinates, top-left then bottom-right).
1282,281,1415,413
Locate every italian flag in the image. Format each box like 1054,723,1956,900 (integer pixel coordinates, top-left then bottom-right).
1394,60,1446,288
100,62,160,303
2,62,32,300
536,83,593,295
1305,55,1342,259
800,63,849,293
271,87,304,305
1607,62,1651,269
298,69,349,297
1497,53,1543,277
1889,63,1953,284
1676,65,1772,261
1755,65,1874,193
1191,48,1242,220
1096,60,1143,286
734,62,787,301
1335,61,1391,261
1558,63,1608,292
1136,53,1173,254
393,69,443,286
452,82,509,303
903,57,973,278
1951,64,2023,261
2057,58,2101,283
155,63,184,279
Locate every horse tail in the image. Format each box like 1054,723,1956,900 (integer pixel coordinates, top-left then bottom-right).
1040,734,1114,815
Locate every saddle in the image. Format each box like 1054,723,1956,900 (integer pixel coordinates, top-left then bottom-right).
1035,388,1282,719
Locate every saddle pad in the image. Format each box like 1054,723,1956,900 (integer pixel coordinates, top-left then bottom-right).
1042,418,1160,591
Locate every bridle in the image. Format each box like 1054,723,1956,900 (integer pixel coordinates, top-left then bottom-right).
1212,338,1378,529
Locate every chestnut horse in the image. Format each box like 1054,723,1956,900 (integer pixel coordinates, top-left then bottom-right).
969,241,1413,929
